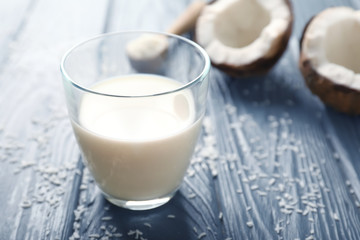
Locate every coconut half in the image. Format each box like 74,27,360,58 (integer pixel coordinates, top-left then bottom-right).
195,0,293,77
299,7,360,114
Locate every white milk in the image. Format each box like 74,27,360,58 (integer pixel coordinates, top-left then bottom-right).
72,74,202,201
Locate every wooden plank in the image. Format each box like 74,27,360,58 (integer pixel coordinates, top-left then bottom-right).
210,67,360,239
0,0,35,69
0,0,109,239
206,0,360,238
104,0,194,32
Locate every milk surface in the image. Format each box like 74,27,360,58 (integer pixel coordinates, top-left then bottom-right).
72,74,202,200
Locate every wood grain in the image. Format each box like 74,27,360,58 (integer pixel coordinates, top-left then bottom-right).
0,0,359,239
0,0,108,239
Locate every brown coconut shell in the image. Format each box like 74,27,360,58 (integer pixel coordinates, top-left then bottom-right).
299,13,360,115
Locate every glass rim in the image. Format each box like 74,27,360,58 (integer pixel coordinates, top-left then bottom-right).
60,30,211,98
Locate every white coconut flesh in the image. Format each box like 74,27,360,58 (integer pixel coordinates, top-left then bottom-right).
196,0,291,66
126,34,168,61
126,34,168,72
301,7,360,89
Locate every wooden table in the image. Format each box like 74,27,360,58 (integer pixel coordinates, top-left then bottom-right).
1,0,360,239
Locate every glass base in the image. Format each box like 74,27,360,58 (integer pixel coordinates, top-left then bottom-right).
103,190,177,211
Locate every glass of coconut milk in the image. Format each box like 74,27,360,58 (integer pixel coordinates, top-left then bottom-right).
60,31,210,210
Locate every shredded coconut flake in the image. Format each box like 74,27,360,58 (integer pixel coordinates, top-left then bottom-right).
268,178,276,186
89,234,100,239
101,216,112,221
246,221,254,228
144,223,152,228
197,232,207,239
20,199,32,208
218,212,223,220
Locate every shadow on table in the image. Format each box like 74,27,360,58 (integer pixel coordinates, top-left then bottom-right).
81,190,203,240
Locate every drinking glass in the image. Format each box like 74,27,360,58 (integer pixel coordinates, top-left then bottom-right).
61,31,210,210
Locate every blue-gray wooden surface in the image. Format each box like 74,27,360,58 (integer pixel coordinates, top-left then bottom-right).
1,0,360,239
